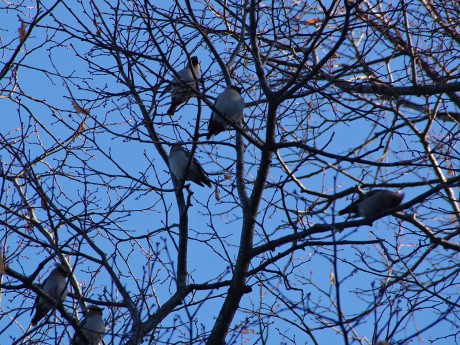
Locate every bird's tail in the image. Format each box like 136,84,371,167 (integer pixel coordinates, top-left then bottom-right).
167,102,180,117
207,120,225,140
31,305,47,326
338,205,355,216
203,176,212,188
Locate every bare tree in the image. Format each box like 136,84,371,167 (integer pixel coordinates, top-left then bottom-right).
1,0,460,344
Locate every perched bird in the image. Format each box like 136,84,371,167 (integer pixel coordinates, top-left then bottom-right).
165,56,200,116
207,85,244,139
338,189,404,221
168,144,212,188
31,263,69,326
72,305,105,345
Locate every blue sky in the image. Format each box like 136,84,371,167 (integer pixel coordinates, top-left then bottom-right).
1,1,460,344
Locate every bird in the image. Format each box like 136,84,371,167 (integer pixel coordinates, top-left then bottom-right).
168,144,212,188
72,305,105,345
338,189,404,221
31,263,69,326
165,56,200,116
206,85,244,139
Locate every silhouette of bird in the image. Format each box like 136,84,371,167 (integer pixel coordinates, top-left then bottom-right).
165,56,200,116
72,305,105,345
207,85,244,139
168,144,212,187
31,263,69,326
338,190,404,220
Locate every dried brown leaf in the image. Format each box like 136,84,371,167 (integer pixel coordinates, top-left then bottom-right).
447,161,454,176
18,19,27,43
26,211,33,232
305,18,320,25
330,272,335,285
93,18,102,36
0,251,5,274
72,100,90,115
38,189,48,210
79,120,86,133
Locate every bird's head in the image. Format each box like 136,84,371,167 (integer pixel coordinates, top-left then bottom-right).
229,85,242,94
56,263,70,277
393,192,404,205
170,142,185,153
382,191,404,209
85,305,104,315
191,56,199,66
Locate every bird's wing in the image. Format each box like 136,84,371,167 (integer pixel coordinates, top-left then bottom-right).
346,189,383,207
358,189,382,201
30,278,48,313
179,146,193,159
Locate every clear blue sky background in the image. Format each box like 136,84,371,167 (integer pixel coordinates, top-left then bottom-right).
1,2,458,344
